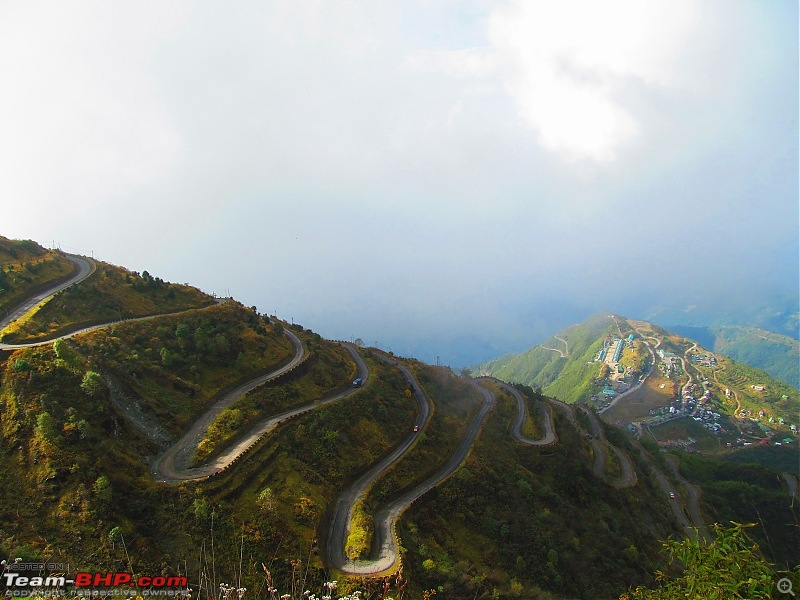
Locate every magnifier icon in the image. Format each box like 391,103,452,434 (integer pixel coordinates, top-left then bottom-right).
778,578,796,596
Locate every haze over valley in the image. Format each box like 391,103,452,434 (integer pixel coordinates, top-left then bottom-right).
0,2,798,597
1,1,797,367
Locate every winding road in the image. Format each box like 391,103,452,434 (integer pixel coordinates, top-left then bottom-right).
1,254,707,579
664,455,711,541
546,397,637,488
492,379,557,446
583,407,637,488
0,254,95,340
541,335,569,358
327,358,437,575
153,337,370,482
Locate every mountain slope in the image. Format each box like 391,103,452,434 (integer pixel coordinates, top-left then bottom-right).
477,314,799,428
0,237,77,317
477,313,616,402
670,324,799,388
0,238,796,599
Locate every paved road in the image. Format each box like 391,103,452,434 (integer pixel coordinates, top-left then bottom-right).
0,254,95,333
0,309,215,350
582,408,637,488
635,446,694,532
489,379,557,446
327,357,435,575
330,374,570,576
154,338,370,482
0,261,368,484
783,473,798,499
549,398,636,488
665,455,712,542
540,334,569,358
550,399,607,478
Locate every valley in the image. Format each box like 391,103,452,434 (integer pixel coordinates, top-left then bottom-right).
0,238,797,599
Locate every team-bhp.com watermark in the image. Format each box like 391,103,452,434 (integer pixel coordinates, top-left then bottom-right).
1,562,190,598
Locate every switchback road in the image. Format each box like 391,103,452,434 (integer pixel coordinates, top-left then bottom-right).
492,379,557,446
0,254,95,335
327,358,436,576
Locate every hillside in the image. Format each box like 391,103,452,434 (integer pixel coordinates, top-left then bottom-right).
670,324,800,388
0,237,76,317
477,314,799,425
477,313,616,402
0,239,797,599
479,314,800,466
1,260,215,343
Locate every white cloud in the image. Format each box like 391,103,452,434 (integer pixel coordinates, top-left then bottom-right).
0,2,185,220
485,0,699,162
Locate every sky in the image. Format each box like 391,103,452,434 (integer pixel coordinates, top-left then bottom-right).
1,0,798,366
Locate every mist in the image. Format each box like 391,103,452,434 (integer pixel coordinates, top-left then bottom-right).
1,0,797,367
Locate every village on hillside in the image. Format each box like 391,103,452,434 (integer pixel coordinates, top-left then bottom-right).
590,332,798,453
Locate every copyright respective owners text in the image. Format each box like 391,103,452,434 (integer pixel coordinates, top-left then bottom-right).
1,561,190,598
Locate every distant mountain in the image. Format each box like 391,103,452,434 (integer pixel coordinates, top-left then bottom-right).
641,289,800,340
476,313,616,403
669,324,799,389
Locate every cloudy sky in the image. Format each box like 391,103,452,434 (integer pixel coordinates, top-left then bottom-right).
1,1,797,366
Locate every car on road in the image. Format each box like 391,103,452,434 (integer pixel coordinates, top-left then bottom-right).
413,425,419,432
669,492,676,499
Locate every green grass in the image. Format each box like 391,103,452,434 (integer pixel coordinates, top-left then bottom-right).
712,325,799,388
724,445,800,476
397,386,678,600
649,418,725,453
479,313,618,403
671,451,799,568
0,236,48,265
2,248,796,598
674,324,800,388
